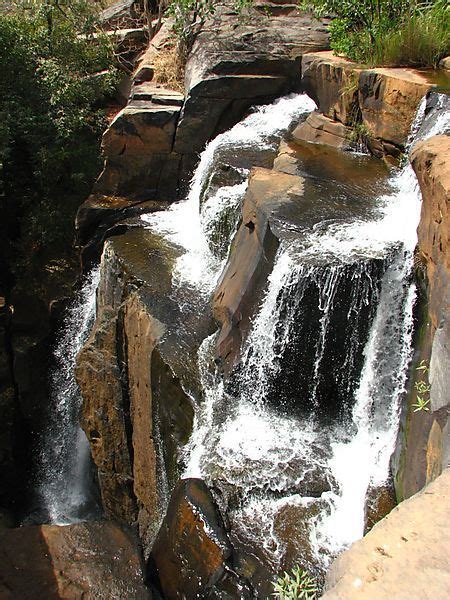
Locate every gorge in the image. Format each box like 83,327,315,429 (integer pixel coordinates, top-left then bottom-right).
0,1,449,599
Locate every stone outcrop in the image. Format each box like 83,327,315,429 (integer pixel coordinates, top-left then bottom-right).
76,229,203,553
292,111,354,151
213,167,303,372
322,469,450,600
148,478,239,599
78,5,330,260
177,4,329,155
394,134,450,500
0,521,150,599
301,51,447,156
94,93,184,200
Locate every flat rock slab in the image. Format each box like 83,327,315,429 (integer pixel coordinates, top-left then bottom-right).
301,51,450,149
0,521,150,599
322,468,450,600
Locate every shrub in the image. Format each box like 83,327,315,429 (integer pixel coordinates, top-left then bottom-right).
273,565,318,600
0,1,118,250
302,0,450,67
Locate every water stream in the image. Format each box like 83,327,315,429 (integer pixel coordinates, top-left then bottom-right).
141,92,446,585
36,267,101,524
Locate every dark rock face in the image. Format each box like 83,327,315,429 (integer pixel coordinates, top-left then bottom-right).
394,135,450,500
0,521,151,599
75,231,201,554
0,298,17,512
148,478,234,600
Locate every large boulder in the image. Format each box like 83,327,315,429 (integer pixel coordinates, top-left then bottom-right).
322,469,450,600
0,521,150,599
213,167,304,372
148,478,235,599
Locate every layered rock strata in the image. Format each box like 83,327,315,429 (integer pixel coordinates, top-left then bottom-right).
300,51,449,156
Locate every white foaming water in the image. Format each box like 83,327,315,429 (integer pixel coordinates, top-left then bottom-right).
142,94,316,291
38,267,100,524
313,251,417,557
183,132,423,575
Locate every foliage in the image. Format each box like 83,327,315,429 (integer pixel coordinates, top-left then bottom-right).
273,565,318,600
371,2,450,67
413,360,431,412
165,0,252,58
301,0,449,66
0,0,118,251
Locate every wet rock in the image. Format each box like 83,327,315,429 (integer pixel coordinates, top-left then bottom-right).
76,194,167,248
75,305,137,525
292,111,354,150
148,478,234,599
76,232,202,553
301,51,439,151
0,520,150,599
411,135,449,331
322,469,450,600
364,483,397,534
301,51,362,126
213,167,304,373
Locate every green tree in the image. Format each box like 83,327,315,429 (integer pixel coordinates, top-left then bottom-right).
0,0,117,253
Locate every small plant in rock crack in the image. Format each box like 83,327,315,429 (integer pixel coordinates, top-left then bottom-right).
273,565,317,600
412,360,431,412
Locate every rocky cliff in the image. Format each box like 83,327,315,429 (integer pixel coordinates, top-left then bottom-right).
394,133,450,500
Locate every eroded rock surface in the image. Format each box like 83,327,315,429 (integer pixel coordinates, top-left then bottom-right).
0,521,150,599
322,469,450,600
213,167,303,372
394,134,450,500
148,478,237,600
301,51,448,155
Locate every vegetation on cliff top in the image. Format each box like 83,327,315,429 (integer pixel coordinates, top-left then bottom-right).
302,0,449,67
0,0,117,265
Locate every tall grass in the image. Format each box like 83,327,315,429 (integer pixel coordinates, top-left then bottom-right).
372,1,450,67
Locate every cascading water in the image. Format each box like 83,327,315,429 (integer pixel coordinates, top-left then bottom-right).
142,93,316,291
141,91,447,592
36,267,101,524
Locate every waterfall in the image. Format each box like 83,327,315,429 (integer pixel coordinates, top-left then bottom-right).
142,93,316,291
174,90,447,583
36,267,101,525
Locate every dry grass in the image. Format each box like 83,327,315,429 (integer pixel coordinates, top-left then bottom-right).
152,43,185,93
